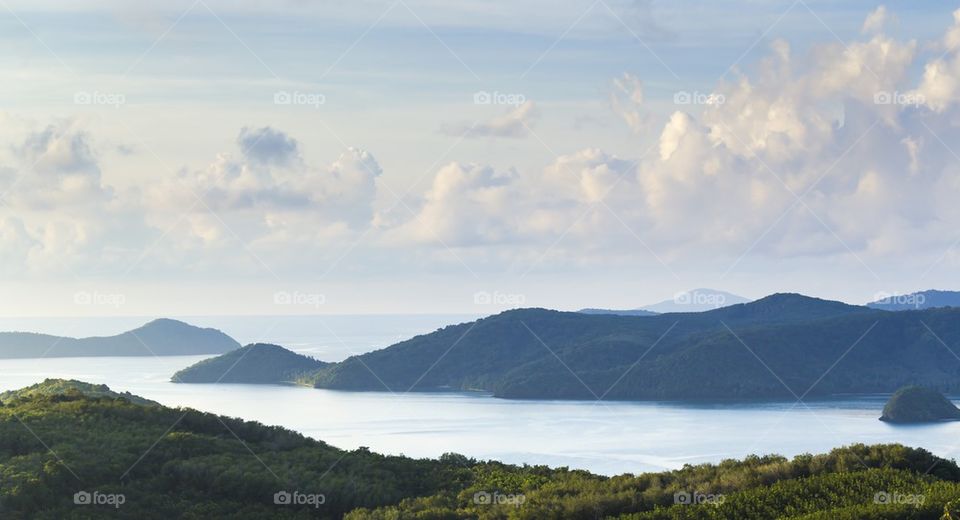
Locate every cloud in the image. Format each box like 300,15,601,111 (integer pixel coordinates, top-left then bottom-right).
143,129,384,272
396,6,960,268
861,6,891,34
237,126,301,167
610,73,652,133
8,5,960,285
443,101,537,138
0,121,152,276
394,162,519,246
912,9,960,113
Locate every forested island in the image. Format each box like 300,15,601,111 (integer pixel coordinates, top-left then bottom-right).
176,294,960,401
881,386,960,424
172,343,327,384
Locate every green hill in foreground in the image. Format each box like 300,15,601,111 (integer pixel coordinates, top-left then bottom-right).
172,343,328,384
1,379,960,518
881,386,960,423
0,378,159,406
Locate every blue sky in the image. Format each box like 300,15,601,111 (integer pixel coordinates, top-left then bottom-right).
2,1,960,315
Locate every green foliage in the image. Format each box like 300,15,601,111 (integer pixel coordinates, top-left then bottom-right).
2,380,959,519
348,443,960,520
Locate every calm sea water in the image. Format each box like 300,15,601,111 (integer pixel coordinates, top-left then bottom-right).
0,315,957,476
0,355,957,476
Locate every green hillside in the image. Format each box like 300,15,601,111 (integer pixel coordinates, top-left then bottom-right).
0,378,160,406
0,380,959,519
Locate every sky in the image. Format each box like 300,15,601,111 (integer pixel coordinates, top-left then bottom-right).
2,1,960,316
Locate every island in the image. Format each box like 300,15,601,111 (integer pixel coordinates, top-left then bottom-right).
0,318,239,358
168,293,960,400
172,343,328,384
880,386,960,423
307,294,960,399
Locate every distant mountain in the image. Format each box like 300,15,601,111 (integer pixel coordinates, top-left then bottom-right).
0,378,159,406
173,343,328,384
867,289,960,311
0,318,239,358
640,288,750,313
577,308,658,316
578,289,748,316
880,386,960,423
308,293,950,400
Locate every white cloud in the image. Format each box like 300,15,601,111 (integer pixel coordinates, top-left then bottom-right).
610,73,651,133
861,6,891,34
443,101,537,138
6,5,960,290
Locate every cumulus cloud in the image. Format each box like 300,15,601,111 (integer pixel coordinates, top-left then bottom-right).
443,101,537,138
237,126,301,167
610,73,652,133
9,5,960,282
143,128,384,271
861,6,891,34
913,9,960,113
395,6,960,268
0,121,152,276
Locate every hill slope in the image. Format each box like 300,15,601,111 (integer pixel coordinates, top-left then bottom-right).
0,378,159,406
173,343,328,384
1,380,960,518
309,294,960,399
0,318,240,358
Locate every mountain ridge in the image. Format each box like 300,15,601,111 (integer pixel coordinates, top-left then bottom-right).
162,292,960,400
